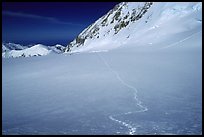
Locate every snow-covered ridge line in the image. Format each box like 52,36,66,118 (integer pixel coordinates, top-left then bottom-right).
65,2,153,53
64,2,202,53
2,43,65,58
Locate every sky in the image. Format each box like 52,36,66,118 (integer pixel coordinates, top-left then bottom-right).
2,2,119,46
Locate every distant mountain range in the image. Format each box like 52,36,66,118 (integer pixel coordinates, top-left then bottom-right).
2,42,65,58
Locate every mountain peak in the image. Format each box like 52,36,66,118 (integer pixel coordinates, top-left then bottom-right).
64,2,201,53
2,43,65,58
65,2,153,53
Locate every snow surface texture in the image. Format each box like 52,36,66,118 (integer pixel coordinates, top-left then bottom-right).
2,2,202,135
2,43,65,58
97,53,148,135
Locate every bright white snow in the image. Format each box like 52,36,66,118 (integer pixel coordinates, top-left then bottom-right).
2,2,202,135
66,2,202,53
2,43,65,58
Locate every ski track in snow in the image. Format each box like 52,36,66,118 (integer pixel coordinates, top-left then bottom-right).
160,30,202,49
97,53,148,135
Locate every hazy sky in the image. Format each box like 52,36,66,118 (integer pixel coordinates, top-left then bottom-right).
2,2,119,46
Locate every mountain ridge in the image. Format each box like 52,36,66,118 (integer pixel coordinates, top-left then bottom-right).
2,43,65,58
64,2,202,53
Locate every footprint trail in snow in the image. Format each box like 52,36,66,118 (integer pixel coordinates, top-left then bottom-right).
97,53,148,135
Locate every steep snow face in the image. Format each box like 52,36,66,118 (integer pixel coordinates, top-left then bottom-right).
64,2,202,53
64,2,153,52
2,44,52,58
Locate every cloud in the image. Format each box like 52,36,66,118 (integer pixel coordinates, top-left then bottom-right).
2,11,83,26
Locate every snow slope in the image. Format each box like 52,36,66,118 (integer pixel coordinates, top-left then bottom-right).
2,30,202,134
2,2,202,135
64,2,202,53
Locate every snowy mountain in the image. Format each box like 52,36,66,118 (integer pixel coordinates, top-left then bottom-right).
48,44,65,53
64,2,202,53
2,2,202,135
2,44,51,58
2,42,28,52
2,43,65,58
